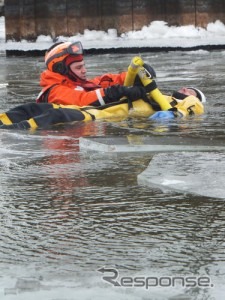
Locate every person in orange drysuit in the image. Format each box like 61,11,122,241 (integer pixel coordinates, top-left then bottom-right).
36,41,148,106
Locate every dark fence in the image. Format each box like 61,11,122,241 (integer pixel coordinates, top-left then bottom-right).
4,0,225,41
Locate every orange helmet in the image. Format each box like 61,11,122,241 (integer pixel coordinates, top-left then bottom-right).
45,41,83,74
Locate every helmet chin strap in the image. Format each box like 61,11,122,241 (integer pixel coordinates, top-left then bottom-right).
66,68,101,91
67,69,85,82
172,91,188,100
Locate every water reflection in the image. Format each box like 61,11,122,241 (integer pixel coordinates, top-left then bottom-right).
0,51,225,299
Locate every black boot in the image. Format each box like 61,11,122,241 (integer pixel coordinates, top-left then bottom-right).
0,121,30,130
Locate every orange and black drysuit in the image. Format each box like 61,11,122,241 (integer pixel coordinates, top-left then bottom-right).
36,70,127,106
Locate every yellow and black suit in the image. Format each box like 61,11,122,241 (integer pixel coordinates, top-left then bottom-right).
0,95,204,130
0,56,204,130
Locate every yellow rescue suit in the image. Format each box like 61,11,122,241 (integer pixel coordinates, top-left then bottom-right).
0,95,204,130
0,56,204,130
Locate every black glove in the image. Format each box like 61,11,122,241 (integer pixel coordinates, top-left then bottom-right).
104,85,147,103
134,63,156,86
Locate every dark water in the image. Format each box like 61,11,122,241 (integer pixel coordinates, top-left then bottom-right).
0,50,225,300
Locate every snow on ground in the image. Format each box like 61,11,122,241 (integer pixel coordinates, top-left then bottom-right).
0,16,225,52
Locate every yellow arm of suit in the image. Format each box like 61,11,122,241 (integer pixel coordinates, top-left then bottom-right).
125,57,172,111
148,88,172,111
137,66,172,111
123,56,144,87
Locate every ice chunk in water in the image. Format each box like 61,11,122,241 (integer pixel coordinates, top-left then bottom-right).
137,152,225,199
15,277,41,290
79,136,225,153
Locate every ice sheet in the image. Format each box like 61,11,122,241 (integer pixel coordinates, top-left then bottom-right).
79,136,225,153
137,152,225,199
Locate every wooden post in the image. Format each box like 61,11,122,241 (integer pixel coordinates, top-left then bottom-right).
21,0,36,41
4,0,21,41
196,0,225,27
100,0,117,31
132,0,153,31
67,0,101,34
165,0,196,26
35,0,68,39
115,0,133,34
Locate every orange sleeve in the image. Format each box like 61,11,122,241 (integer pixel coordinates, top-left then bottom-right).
91,72,127,88
47,85,105,106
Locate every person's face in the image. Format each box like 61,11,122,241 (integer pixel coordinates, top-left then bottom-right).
69,60,87,81
177,87,197,97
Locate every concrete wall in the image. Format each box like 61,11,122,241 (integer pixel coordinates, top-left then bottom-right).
4,0,225,41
